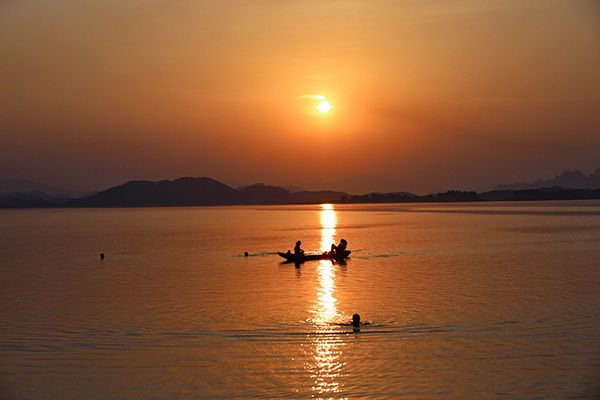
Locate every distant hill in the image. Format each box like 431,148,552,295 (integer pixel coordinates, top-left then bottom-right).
2,170,600,209
64,178,348,208
477,190,516,202
289,190,350,204
238,182,307,193
507,187,600,201
307,175,399,195
495,169,600,191
282,185,306,193
480,187,600,202
68,177,241,207
0,193,58,208
0,178,82,208
341,190,478,203
234,184,346,204
236,184,291,205
0,178,70,196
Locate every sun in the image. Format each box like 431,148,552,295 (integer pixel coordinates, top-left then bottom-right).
317,100,332,113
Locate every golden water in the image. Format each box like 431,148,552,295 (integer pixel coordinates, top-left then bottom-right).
1,201,599,399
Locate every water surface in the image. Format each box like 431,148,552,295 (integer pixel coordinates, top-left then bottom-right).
1,201,599,399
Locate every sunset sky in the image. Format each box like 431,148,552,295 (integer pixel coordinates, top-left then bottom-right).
1,0,599,195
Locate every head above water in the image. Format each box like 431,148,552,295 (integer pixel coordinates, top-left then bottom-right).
352,314,360,324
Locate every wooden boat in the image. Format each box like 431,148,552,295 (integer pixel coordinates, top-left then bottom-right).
277,250,351,263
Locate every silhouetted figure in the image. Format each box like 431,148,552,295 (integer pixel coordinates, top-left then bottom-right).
244,252,249,257
333,313,370,326
294,241,304,255
332,313,371,331
331,239,347,255
351,313,372,331
100,253,105,260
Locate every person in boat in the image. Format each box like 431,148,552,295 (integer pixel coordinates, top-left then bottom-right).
294,240,304,255
330,239,348,255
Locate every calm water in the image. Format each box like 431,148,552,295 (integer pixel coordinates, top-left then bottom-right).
1,201,600,399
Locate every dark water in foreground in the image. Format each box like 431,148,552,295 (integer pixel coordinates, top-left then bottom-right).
1,201,600,399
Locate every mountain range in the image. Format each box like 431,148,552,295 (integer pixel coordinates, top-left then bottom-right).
0,177,348,208
0,178,77,197
1,169,599,208
494,169,600,191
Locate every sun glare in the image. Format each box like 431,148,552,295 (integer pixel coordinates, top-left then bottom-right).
317,101,332,113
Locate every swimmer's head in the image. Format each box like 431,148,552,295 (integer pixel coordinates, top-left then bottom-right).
352,314,360,325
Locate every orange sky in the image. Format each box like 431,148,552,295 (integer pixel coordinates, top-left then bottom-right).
1,1,599,194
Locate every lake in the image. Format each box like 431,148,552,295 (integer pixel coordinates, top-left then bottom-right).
1,201,599,399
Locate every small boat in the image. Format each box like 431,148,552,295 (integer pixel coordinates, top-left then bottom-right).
277,250,351,263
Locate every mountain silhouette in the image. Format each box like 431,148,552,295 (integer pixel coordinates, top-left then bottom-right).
2,168,599,208
495,169,600,191
65,177,349,208
0,178,72,197
237,184,290,205
68,177,240,207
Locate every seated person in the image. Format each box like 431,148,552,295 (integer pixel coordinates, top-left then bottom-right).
294,240,304,255
330,239,348,255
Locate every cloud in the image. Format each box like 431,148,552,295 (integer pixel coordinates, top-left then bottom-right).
299,94,326,100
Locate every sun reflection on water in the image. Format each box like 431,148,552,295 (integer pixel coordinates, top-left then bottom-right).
306,204,347,397
319,204,336,253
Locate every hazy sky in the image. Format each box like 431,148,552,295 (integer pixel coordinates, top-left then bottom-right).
2,0,599,194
